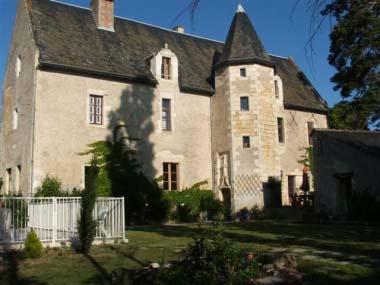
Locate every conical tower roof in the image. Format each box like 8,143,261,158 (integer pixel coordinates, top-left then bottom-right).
217,5,272,68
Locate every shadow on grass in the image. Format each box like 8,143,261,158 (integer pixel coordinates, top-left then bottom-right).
127,221,380,267
109,245,148,267
0,252,47,285
83,254,111,285
300,260,380,285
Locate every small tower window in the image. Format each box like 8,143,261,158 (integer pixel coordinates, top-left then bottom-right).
13,108,18,130
161,57,171,79
240,97,249,111
16,56,21,77
277,117,285,143
240,68,246,77
274,80,279,99
307,121,314,145
242,136,250,148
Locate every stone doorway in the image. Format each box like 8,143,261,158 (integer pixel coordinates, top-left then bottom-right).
221,188,232,212
334,173,353,217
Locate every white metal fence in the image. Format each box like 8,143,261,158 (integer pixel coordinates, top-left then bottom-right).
0,197,125,246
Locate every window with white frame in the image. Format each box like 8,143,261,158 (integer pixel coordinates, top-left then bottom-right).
89,95,103,125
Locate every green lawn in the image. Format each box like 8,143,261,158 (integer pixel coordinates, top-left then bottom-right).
1,221,380,284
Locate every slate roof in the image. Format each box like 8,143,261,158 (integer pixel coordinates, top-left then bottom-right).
313,129,380,157
26,0,328,113
217,8,272,67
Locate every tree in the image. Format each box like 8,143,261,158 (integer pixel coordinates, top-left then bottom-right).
329,100,371,129
78,157,98,254
322,0,380,129
81,125,169,224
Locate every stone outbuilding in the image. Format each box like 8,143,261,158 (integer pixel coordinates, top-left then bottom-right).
313,129,380,218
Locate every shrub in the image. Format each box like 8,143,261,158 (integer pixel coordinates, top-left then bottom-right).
173,204,195,223
165,188,223,223
250,205,264,220
34,176,62,197
157,227,261,284
200,195,224,220
24,230,43,259
78,158,98,253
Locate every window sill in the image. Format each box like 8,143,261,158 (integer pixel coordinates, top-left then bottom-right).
162,129,173,134
88,123,106,129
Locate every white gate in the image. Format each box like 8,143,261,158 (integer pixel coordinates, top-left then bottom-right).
0,197,125,246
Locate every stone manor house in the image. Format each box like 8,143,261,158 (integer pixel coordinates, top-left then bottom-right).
0,0,328,211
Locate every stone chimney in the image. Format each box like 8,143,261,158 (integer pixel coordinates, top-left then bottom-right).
172,25,185,34
91,0,115,31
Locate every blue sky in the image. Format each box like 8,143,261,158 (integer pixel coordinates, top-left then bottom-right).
0,0,341,106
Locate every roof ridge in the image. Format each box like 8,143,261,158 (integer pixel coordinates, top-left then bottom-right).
268,53,289,60
314,129,380,135
115,15,224,44
50,0,224,44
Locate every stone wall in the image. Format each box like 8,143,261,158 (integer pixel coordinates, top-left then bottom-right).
32,69,212,193
279,110,328,205
0,1,37,195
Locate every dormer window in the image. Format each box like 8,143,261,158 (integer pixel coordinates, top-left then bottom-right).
161,57,171,80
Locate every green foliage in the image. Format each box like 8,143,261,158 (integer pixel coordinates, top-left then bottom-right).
81,126,169,224
157,227,261,284
199,194,224,220
34,176,62,197
250,205,264,220
322,0,380,129
329,101,371,130
348,190,380,221
0,177,3,192
78,158,98,254
164,188,223,222
298,147,314,173
34,176,83,197
24,230,43,259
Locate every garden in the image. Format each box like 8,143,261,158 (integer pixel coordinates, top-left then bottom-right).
1,220,380,285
